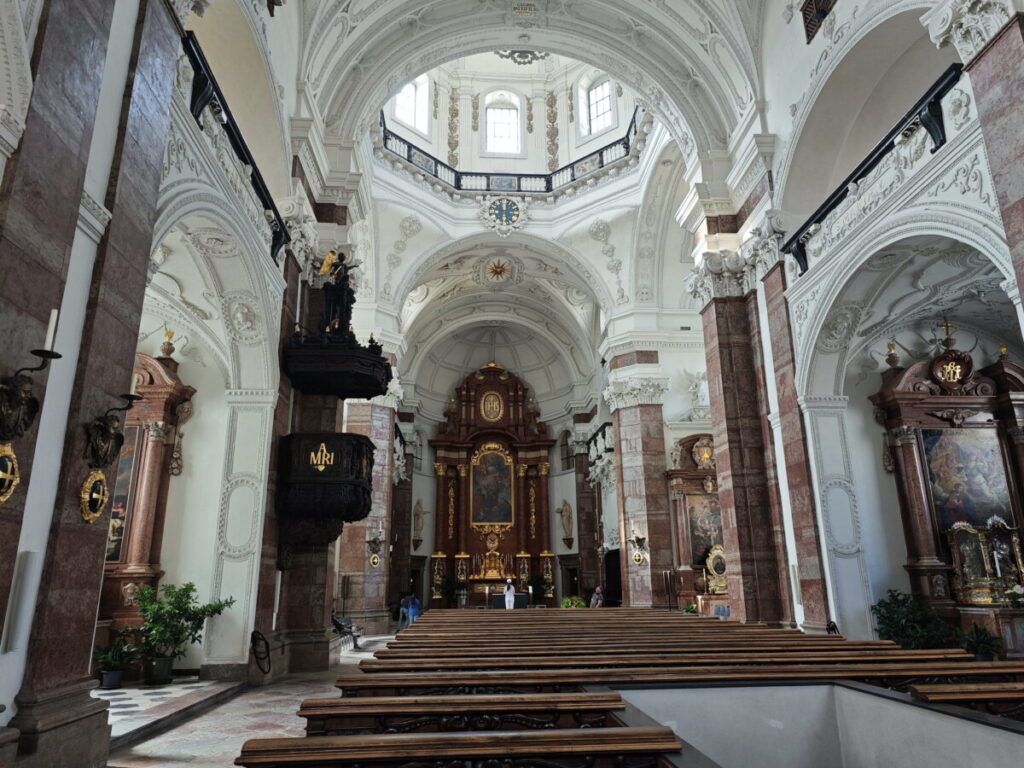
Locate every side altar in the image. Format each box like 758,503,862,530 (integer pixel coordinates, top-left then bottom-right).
429,362,556,607
872,326,1024,656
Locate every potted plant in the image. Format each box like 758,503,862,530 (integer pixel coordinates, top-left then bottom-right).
94,630,140,690
870,589,955,649
136,582,235,685
959,623,1003,661
560,596,587,608
683,603,698,614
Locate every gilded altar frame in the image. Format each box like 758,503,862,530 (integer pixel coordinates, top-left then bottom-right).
469,441,515,531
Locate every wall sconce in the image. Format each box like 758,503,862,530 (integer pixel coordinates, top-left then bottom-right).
368,526,384,568
79,392,141,523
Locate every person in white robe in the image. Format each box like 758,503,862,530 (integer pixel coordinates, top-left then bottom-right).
503,578,516,609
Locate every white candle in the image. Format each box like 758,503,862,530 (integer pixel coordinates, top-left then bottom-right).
129,373,137,396
528,586,533,596
994,553,1002,579
43,309,58,351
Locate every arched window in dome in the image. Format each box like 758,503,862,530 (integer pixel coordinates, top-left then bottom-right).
393,74,430,135
578,75,616,139
484,90,522,155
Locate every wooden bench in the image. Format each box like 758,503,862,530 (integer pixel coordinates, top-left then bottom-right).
235,727,682,767
298,692,625,736
336,661,1024,697
376,640,896,657
358,649,970,672
908,682,1024,718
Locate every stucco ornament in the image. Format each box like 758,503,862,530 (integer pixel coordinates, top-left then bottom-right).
925,0,1023,63
602,376,670,413
222,291,264,345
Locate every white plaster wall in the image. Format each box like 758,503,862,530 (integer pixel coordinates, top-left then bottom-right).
624,685,1024,768
410,469,436,556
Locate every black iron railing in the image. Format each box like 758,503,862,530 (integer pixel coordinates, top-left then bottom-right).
781,63,963,274
380,107,642,194
181,32,290,264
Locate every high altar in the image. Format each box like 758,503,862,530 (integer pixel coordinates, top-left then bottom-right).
429,362,555,607
872,329,1024,655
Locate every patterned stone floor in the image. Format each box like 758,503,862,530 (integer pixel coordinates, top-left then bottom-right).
92,676,240,741
106,636,392,768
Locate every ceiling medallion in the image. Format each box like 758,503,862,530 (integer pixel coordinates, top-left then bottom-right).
480,196,528,238
487,260,509,281
495,50,549,66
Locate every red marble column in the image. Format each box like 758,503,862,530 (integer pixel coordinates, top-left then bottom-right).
457,464,469,554
0,0,114,638
387,446,415,609
762,264,829,629
122,423,171,575
610,397,673,609
701,296,788,623
890,426,947,595
339,401,395,634
573,451,601,593
966,16,1024,299
517,463,529,555
9,4,182,766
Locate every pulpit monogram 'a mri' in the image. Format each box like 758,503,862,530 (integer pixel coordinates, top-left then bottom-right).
429,362,556,606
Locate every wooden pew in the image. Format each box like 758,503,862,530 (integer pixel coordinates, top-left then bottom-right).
358,649,970,672
908,682,1024,718
235,727,682,767
376,640,897,656
298,692,625,736
336,661,1024,697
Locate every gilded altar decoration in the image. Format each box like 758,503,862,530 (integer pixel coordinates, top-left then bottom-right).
447,482,456,540
0,443,20,505
431,553,446,598
529,481,536,539
80,469,110,523
705,544,728,594
470,442,515,528
692,436,715,470
947,520,1024,605
480,391,504,422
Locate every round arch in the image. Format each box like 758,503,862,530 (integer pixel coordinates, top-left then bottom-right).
304,0,758,163
775,3,959,219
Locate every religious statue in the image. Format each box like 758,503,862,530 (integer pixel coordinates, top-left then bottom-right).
558,500,573,545
412,499,428,541
83,414,125,470
0,374,40,443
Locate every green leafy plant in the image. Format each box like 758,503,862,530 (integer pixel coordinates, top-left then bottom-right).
94,630,141,672
683,603,698,614
870,589,955,649
959,623,1002,658
561,596,587,608
135,582,235,660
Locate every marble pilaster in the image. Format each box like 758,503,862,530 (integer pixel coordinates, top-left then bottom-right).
604,360,673,608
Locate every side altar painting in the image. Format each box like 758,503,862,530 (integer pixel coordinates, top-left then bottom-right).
923,428,1013,531
685,494,722,564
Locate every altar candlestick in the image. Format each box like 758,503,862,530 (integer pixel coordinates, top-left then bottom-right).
129,371,137,396
43,309,58,351
994,553,1002,579
528,585,533,597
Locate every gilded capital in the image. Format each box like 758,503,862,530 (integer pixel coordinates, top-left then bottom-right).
457,464,468,477
539,462,550,476
517,464,528,477
433,462,446,476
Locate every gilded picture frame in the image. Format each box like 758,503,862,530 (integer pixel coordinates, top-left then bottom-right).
470,441,515,529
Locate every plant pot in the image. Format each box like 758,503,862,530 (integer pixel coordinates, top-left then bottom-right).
99,670,123,690
143,656,174,686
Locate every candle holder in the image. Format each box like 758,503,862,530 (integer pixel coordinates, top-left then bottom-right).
82,395,141,471
1,349,62,443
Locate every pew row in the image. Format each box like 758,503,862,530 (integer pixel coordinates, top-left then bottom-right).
234,727,683,767
298,692,625,736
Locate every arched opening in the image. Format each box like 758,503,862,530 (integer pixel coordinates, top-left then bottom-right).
800,234,1024,638
777,9,960,221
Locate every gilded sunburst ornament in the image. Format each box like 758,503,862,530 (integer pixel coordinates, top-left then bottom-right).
488,260,509,280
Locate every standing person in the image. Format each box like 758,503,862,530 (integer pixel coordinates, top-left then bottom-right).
590,586,604,608
398,593,410,629
409,594,421,624
503,578,516,610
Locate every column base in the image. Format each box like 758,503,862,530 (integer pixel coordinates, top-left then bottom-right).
198,662,248,681
0,728,19,768
276,630,342,673
8,678,110,768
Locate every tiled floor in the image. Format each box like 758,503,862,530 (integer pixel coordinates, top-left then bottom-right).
92,676,238,740
106,637,393,768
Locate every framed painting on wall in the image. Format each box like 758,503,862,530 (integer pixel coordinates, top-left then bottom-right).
105,425,141,562
921,428,1015,532
471,444,514,526
684,493,722,565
